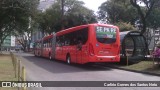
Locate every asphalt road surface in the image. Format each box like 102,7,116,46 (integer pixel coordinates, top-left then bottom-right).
16,52,160,90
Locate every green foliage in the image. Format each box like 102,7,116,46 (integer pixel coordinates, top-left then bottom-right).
115,21,136,31
36,0,97,34
130,0,160,34
98,0,160,34
147,8,160,29
98,0,137,24
0,0,39,47
64,0,97,28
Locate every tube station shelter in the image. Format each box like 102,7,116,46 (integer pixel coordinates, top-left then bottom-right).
120,31,149,63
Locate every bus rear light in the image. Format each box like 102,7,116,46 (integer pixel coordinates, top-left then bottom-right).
89,43,94,56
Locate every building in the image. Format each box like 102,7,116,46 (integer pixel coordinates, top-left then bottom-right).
30,0,54,42
31,31,43,43
1,36,16,51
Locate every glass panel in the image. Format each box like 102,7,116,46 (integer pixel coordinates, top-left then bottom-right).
125,37,134,56
132,36,146,56
95,26,117,44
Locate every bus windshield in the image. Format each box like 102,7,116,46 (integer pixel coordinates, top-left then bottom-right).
95,26,117,44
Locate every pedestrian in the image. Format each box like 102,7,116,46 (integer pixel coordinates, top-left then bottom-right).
152,41,160,64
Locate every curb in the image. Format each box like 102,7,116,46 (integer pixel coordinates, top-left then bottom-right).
105,65,160,77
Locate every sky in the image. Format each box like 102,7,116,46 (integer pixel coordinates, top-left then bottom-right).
38,0,54,11
79,0,107,12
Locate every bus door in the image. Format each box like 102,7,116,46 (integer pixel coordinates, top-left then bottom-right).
132,36,147,57
58,44,63,60
76,28,89,64
52,35,56,59
76,36,88,64
76,40,82,64
76,44,88,64
69,45,77,63
55,36,63,60
69,36,77,63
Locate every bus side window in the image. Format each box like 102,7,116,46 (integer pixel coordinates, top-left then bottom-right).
77,36,82,44
77,36,82,50
56,37,61,47
65,34,70,46
75,27,88,45
81,27,88,44
56,36,64,47
69,32,76,45
61,36,65,46
49,39,52,47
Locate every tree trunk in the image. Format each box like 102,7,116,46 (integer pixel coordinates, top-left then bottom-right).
141,19,147,34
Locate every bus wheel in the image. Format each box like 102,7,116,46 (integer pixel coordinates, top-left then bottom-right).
67,55,71,64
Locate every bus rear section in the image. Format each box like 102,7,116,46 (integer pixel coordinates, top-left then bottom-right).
87,24,120,63
34,40,42,56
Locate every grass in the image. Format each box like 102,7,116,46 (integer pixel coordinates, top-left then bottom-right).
121,60,160,74
0,54,18,90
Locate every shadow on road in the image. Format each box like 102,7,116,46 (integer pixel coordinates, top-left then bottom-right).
22,56,113,74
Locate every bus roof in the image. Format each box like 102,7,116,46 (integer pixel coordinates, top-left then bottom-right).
35,23,118,42
42,34,54,41
56,23,118,36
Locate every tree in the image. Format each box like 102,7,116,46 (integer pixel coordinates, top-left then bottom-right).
36,0,97,34
64,0,97,28
15,17,39,51
98,0,137,24
147,8,160,29
0,0,39,50
130,0,160,34
115,21,136,31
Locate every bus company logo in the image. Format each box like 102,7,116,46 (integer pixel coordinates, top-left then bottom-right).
2,82,11,87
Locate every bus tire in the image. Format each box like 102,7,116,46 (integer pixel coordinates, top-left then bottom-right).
66,55,71,64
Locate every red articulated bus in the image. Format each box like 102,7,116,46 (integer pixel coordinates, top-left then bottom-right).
34,23,120,64
34,35,54,59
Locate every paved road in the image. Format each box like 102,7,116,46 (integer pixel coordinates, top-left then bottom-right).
16,52,160,90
